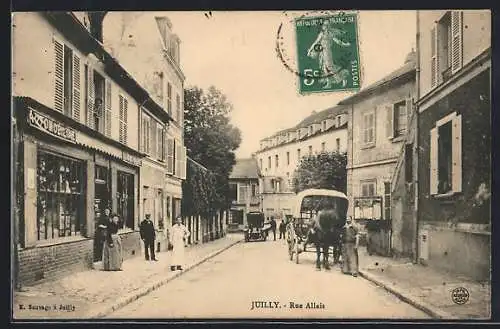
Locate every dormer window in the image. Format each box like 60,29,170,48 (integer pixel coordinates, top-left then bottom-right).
337,115,342,127
309,126,313,135
322,120,327,131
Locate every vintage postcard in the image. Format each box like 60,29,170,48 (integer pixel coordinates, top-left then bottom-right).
11,10,491,322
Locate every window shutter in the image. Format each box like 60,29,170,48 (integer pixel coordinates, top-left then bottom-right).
123,98,128,144
451,114,462,193
166,137,174,174
451,11,463,74
385,104,393,138
87,68,95,128
104,80,112,137
72,54,81,121
54,38,64,112
430,25,438,88
430,127,439,195
176,141,182,177
119,96,124,142
182,146,187,179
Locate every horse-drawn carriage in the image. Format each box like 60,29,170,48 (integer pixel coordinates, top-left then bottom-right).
286,189,349,269
244,211,270,242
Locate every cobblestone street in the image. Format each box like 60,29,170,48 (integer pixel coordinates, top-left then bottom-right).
107,238,429,319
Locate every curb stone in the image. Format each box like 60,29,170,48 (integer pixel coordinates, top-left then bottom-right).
359,270,459,320
88,238,243,319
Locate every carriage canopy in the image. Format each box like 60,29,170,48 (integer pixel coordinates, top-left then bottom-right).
292,189,349,220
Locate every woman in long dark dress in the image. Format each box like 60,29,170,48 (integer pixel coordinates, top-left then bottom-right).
102,213,123,271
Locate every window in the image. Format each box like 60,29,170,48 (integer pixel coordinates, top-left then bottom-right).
275,155,279,168
322,121,326,131
119,95,128,144
37,151,84,240
268,156,271,169
141,113,151,154
336,138,341,152
297,148,301,160
167,83,172,115
286,152,290,165
384,182,391,220
393,100,407,137
229,183,238,201
251,184,257,197
54,40,81,123
430,112,462,195
238,184,248,203
308,145,313,156
297,130,301,139
309,126,313,135
321,142,326,152
92,72,105,134
363,111,375,145
259,158,263,170
337,115,342,127
431,11,463,87
360,180,376,197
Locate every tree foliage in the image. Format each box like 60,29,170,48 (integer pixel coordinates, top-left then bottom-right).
293,152,347,193
182,86,242,215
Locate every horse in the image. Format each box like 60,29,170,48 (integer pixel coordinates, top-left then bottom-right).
305,209,345,270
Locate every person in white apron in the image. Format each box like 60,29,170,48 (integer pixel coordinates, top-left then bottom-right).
170,216,190,271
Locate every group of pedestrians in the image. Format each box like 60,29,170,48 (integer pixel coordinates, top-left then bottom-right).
95,208,190,272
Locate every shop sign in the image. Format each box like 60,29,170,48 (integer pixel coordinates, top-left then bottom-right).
353,196,383,220
28,108,77,143
122,151,142,167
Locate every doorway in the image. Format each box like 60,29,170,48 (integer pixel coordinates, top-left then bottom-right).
93,165,110,262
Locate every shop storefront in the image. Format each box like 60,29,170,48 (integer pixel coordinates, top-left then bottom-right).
14,97,144,285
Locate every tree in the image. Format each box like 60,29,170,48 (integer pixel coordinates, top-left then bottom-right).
293,151,347,193
182,86,242,213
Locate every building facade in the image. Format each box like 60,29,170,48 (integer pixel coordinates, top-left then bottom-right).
12,12,179,286
414,10,491,281
102,12,187,252
255,107,348,220
341,52,416,238
228,158,261,231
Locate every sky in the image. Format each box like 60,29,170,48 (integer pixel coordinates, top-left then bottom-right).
164,11,416,159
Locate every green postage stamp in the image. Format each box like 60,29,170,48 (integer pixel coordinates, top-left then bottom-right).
295,13,361,94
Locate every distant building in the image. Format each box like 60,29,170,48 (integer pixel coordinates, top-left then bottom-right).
228,158,261,231
396,10,490,281
254,106,348,220
339,51,416,241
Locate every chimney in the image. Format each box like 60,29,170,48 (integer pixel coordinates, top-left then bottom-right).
88,11,107,43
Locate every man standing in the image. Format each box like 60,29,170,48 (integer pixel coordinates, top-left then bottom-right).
270,217,277,241
341,217,359,277
279,218,286,240
140,214,158,261
170,216,190,271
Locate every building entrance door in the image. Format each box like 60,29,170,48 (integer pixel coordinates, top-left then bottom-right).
93,165,110,262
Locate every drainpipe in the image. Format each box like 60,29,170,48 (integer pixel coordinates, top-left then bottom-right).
413,11,421,264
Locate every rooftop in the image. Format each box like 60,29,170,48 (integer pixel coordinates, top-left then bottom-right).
229,158,261,180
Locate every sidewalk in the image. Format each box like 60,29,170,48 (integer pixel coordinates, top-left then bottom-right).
13,233,243,320
358,247,491,320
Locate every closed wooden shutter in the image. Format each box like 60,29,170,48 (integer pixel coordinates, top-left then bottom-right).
166,137,174,174
119,96,128,144
104,80,112,137
54,38,64,112
181,146,187,179
451,114,462,192
430,25,438,88
72,54,81,121
451,11,463,74
429,127,439,195
87,68,95,128
176,141,182,177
